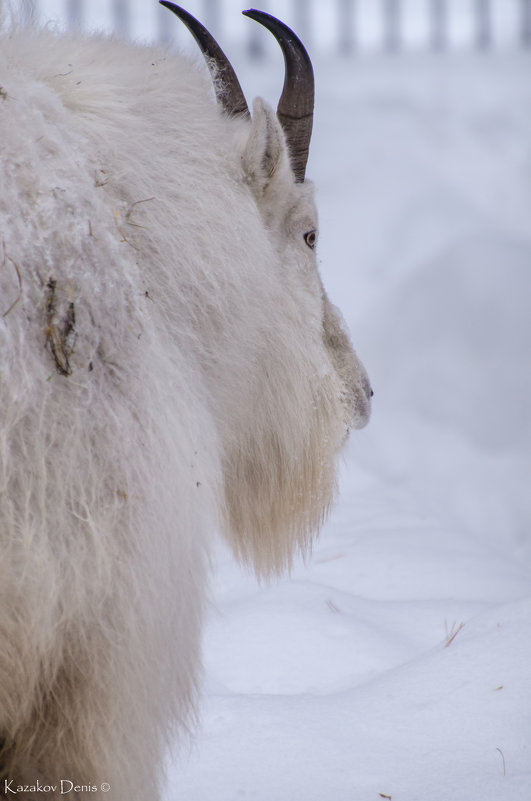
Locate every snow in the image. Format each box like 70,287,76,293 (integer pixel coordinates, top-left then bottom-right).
162,51,531,800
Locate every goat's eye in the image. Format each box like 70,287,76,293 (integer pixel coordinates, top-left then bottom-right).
304,230,317,250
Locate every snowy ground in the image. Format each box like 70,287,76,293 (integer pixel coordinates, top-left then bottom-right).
163,51,531,801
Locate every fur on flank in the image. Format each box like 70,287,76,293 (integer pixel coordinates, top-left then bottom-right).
0,11,371,801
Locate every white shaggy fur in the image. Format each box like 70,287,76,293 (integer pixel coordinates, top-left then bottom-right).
0,12,371,800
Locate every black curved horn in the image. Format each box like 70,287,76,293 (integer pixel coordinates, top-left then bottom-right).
242,9,314,182
160,2,250,119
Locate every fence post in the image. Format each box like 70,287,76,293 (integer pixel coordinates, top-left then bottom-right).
293,0,311,48
522,0,531,46
20,0,37,24
202,0,220,36
156,2,172,45
247,23,265,59
430,0,447,50
66,0,83,29
475,0,492,49
383,0,401,51
112,0,129,39
338,0,356,54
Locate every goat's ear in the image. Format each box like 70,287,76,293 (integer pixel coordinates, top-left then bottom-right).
242,98,291,194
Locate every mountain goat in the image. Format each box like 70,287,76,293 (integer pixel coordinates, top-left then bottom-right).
0,2,371,798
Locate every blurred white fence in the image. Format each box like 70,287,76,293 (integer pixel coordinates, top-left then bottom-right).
23,0,531,52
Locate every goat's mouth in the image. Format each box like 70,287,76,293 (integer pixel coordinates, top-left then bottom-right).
346,378,372,432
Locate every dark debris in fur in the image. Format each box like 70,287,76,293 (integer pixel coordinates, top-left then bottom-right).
45,278,77,377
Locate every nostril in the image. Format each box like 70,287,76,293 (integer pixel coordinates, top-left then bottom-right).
370,389,374,398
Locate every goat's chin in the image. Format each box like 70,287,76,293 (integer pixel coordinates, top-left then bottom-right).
354,405,372,431
351,412,371,432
